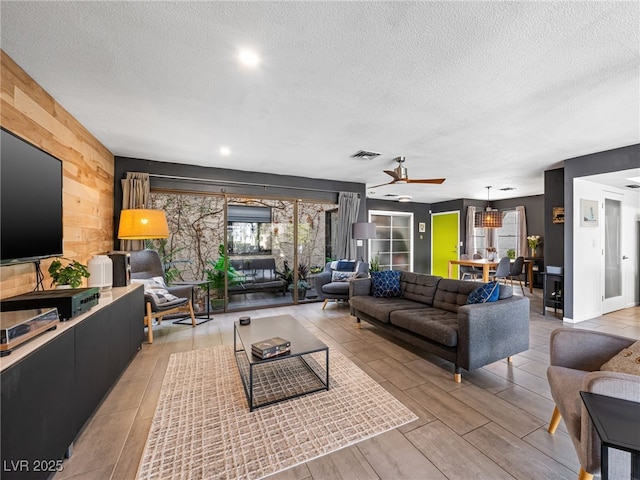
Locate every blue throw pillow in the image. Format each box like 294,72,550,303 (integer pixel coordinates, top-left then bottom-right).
467,282,500,304
336,260,356,272
371,270,402,298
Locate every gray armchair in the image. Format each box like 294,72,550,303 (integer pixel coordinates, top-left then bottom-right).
315,261,369,309
130,249,196,343
547,328,640,480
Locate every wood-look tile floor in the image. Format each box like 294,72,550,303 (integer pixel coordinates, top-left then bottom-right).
53,291,639,480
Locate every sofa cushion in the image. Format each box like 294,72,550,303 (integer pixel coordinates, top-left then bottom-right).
433,278,481,313
467,282,500,304
349,296,424,324
497,283,514,299
400,272,441,305
600,340,640,375
371,270,402,298
322,281,350,294
332,270,357,282
390,307,459,347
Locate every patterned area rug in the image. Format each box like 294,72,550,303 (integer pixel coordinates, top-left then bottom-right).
137,345,417,480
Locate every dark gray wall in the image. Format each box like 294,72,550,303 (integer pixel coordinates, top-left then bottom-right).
367,199,432,273
429,196,543,258
544,168,564,268
563,143,640,319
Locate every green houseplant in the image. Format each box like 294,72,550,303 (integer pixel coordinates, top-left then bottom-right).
204,244,241,306
506,249,516,260
48,258,90,288
369,254,381,273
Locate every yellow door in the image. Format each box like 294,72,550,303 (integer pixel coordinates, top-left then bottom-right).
431,211,460,277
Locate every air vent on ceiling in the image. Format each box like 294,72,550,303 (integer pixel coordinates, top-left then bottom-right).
383,193,399,197
350,150,381,159
499,187,516,191
625,184,640,189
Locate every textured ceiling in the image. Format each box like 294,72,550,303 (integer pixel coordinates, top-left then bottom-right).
1,1,638,203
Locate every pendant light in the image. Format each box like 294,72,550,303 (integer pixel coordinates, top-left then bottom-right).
474,186,503,228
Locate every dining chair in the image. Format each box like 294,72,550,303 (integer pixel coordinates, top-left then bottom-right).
472,253,484,276
459,254,478,281
507,256,526,294
491,256,511,283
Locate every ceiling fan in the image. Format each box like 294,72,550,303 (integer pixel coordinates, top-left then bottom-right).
371,156,445,188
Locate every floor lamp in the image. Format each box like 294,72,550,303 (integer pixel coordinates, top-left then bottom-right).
352,222,377,262
117,209,169,245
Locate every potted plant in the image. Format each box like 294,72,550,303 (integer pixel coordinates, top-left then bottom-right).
506,249,516,260
369,254,380,273
204,244,241,307
288,279,310,300
48,258,90,288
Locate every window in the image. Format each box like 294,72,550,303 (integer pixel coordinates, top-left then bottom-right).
471,209,520,257
496,210,519,257
369,210,413,271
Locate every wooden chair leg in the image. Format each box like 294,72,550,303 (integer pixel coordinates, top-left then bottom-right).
578,467,593,480
145,302,154,344
322,298,329,310
507,356,513,363
187,300,196,327
548,405,562,434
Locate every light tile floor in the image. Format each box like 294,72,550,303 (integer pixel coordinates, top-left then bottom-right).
53,289,639,480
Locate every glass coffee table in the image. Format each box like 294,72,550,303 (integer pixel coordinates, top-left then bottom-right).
233,314,329,411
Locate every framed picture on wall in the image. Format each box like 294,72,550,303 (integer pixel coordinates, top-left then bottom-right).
418,222,426,233
552,207,564,224
580,199,598,227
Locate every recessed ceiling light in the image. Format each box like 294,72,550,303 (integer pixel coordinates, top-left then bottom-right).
238,49,260,67
220,146,231,156
397,195,412,203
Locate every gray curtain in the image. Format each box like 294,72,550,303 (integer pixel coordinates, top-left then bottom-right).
465,206,476,255
120,172,151,251
335,192,360,260
516,206,527,257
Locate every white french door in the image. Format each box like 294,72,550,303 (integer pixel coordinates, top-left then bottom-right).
601,191,626,314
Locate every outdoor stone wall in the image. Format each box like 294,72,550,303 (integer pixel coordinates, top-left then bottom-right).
150,192,335,282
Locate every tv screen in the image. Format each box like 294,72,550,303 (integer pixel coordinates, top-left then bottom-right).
1,128,63,265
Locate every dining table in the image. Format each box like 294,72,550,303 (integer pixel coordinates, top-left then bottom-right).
447,258,534,293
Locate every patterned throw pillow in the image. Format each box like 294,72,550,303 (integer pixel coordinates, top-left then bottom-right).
466,282,500,304
371,270,402,298
336,260,356,272
332,271,357,282
600,340,640,375
131,279,180,305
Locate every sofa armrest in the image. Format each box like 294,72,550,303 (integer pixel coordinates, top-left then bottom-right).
549,328,635,371
167,284,194,299
456,295,530,371
315,271,332,291
350,277,371,297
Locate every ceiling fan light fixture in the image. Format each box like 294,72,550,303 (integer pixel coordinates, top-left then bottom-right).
397,195,412,203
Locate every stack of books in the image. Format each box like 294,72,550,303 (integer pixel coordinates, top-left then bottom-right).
251,336,291,359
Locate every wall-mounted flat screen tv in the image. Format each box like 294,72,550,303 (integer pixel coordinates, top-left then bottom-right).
1,128,63,265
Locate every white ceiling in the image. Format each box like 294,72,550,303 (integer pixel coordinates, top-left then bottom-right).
1,1,638,203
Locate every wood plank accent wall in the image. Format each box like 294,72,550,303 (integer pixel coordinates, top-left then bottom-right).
0,50,114,298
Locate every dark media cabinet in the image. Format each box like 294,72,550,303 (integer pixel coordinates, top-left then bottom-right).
0,285,143,480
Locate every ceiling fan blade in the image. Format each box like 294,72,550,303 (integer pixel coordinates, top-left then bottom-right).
370,180,397,188
383,169,401,181
406,178,446,184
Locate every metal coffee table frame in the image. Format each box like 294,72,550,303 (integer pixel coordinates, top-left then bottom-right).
233,315,329,411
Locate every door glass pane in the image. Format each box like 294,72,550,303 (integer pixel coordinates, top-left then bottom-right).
297,201,336,303
604,198,621,299
150,192,226,312
369,210,413,271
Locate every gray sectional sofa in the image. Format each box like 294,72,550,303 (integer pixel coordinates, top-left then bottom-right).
349,271,530,382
